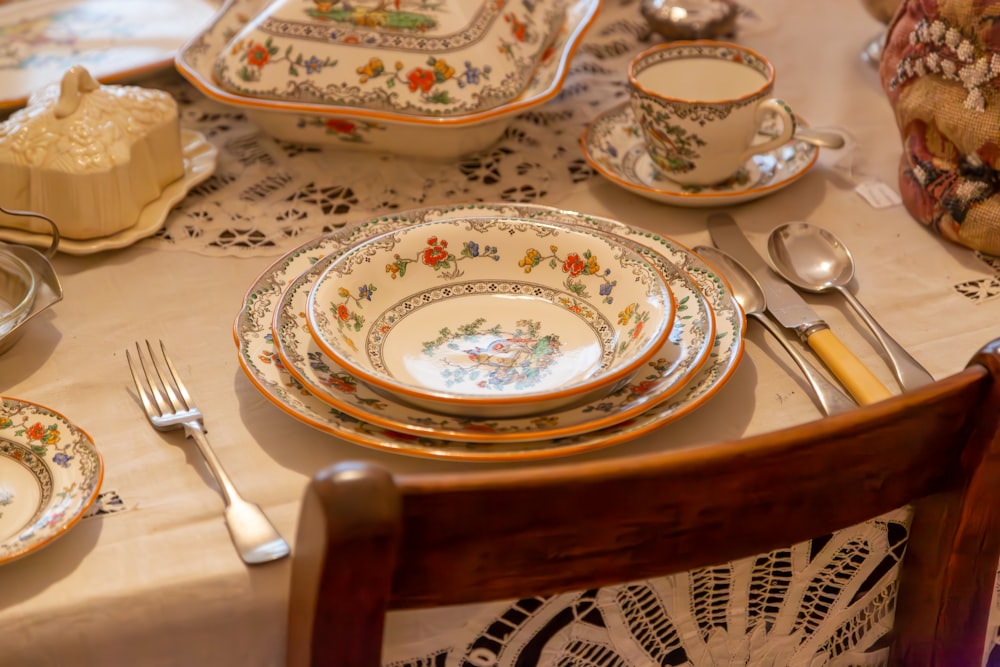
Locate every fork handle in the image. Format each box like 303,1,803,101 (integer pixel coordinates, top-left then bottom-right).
183,421,241,506
183,421,290,565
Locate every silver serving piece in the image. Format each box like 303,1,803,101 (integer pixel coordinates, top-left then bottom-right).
0,207,63,355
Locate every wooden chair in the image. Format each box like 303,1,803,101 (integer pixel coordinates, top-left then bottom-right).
287,338,1000,667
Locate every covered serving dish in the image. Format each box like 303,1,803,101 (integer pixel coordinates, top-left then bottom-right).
214,0,569,117
0,66,185,240
176,0,601,157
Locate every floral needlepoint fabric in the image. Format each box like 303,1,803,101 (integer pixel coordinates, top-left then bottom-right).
881,0,1000,257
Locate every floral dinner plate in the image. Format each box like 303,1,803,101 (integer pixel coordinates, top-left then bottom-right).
234,203,744,461
581,102,819,208
0,397,103,564
0,0,222,110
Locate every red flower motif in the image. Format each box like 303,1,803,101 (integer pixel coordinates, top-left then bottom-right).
26,422,45,441
422,237,450,267
246,43,270,67
337,304,350,321
326,377,356,393
629,380,657,395
562,253,585,277
325,119,356,134
407,68,436,93
631,321,644,339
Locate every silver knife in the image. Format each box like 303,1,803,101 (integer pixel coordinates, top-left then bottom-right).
708,212,893,405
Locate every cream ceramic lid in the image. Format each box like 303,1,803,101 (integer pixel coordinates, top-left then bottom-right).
212,0,569,117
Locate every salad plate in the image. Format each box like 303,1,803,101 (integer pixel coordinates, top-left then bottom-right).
581,102,819,208
0,0,222,110
305,217,676,418
0,397,103,564
235,203,744,461
273,229,712,442
0,130,218,255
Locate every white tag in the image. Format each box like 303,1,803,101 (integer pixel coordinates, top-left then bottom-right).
855,181,902,208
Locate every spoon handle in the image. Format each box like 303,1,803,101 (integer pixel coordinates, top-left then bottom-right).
835,285,935,391
749,313,856,416
804,328,894,404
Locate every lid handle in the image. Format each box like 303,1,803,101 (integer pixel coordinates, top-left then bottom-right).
54,65,100,119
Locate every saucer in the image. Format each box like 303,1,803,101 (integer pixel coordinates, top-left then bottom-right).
0,130,218,255
581,102,819,207
0,397,103,565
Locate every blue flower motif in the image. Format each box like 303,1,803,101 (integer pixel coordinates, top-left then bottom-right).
52,452,72,468
467,241,480,257
305,56,324,74
599,282,615,297
358,284,375,301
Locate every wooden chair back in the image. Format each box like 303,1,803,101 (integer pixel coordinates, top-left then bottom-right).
287,339,1000,667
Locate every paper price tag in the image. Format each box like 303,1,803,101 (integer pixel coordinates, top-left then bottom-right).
855,181,902,209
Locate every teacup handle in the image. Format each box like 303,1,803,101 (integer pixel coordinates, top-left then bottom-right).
740,99,797,161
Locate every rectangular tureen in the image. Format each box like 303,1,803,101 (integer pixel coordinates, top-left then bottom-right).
176,0,601,157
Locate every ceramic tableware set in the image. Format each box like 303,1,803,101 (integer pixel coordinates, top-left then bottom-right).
235,202,746,461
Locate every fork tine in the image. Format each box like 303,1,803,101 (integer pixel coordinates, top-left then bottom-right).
146,339,187,412
157,340,195,410
126,348,159,418
136,340,173,416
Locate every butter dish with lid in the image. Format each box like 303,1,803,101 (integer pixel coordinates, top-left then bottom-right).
0,66,186,241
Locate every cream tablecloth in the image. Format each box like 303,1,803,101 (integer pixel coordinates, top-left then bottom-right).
1,0,1000,665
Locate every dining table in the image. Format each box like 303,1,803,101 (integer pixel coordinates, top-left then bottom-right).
2,0,1000,664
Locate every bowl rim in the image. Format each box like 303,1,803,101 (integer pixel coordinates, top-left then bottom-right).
0,250,37,329
174,0,603,127
305,217,678,410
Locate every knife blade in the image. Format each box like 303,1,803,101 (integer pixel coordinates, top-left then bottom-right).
708,212,892,405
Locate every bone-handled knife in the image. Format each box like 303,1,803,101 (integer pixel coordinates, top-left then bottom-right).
708,213,893,405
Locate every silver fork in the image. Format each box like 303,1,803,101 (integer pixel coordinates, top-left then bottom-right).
126,340,290,565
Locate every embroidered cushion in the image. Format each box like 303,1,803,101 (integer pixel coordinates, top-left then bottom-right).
880,0,1000,256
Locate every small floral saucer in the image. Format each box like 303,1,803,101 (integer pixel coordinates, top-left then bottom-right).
581,102,819,208
0,397,103,564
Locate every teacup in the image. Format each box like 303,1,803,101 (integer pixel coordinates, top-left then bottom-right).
628,41,797,186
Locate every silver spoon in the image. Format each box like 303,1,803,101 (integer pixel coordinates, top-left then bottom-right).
695,245,856,416
767,222,934,391
793,126,846,149
759,125,847,149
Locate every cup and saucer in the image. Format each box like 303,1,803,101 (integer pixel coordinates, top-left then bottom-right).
581,41,819,207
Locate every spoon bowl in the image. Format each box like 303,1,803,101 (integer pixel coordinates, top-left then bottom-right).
694,245,854,415
767,221,934,390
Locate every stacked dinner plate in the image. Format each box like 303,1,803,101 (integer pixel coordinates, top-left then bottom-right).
233,203,746,461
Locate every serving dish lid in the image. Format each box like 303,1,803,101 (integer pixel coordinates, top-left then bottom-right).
211,0,570,118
